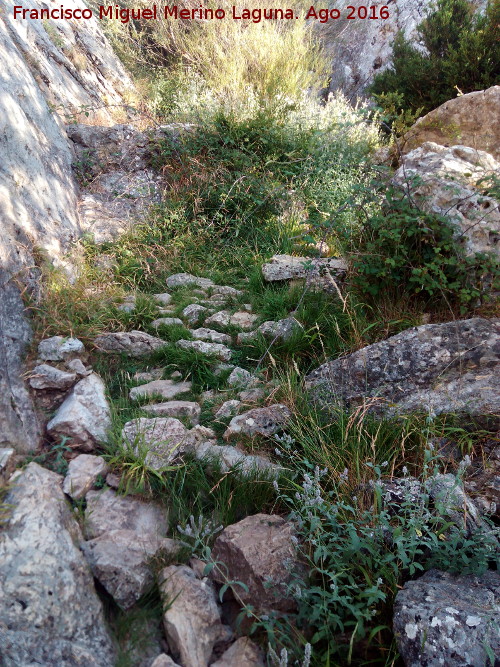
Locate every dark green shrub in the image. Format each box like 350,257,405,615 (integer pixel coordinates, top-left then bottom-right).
350,186,500,311
371,0,500,117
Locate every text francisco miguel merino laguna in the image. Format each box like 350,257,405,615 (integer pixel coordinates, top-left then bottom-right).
13,4,357,23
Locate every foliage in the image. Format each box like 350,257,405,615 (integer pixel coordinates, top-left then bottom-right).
371,0,500,117
349,183,500,311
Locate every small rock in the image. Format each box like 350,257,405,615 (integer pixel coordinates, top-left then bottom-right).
94,331,167,357
63,454,108,500
191,328,231,345
224,404,291,440
182,304,207,325
65,358,90,376
262,254,348,284
213,363,235,376
82,530,179,610
105,472,121,489
117,295,136,313
211,285,243,296
38,336,85,361
134,368,165,383
46,373,112,452
122,417,189,468
237,318,302,345
211,514,298,614
154,293,172,306
393,569,500,667
157,307,176,315
215,400,241,419
204,310,231,328
151,318,184,329
84,488,168,540
151,655,180,667
159,565,224,667
211,637,265,667
143,401,201,425
177,340,232,362
130,380,192,401
230,312,259,330
239,388,266,403
196,443,280,477
227,367,255,389
166,273,214,289
29,364,77,391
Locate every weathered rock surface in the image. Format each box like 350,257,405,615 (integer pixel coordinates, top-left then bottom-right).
63,454,108,500
211,514,298,613
38,336,85,361
211,637,265,667
143,400,201,425
82,529,178,610
191,327,232,345
29,363,77,391
262,254,348,284
205,310,231,328
306,318,500,420
0,447,15,485
393,569,500,667
393,142,500,256
177,339,233,362
84,488,167,540
237,318,303,345
183,304,208,325
0,463,115,666
159,565,224,667
151,318,184,329
94,330,167,357
215,400,242,419
130,379,192,401
224,405,291,440
166,273,214,289
122,417,189,468
196,442,280,477
227,367,255,389
465,442,500,518
46,373,112,451
151,655,180,667
154,293,173,306
230,311,259,330
403,86,500,160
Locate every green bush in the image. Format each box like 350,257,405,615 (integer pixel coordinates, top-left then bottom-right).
370,0,500,117
350,185,500,311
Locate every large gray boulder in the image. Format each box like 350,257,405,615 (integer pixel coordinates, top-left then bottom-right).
0,463,116,666
393,143,500,256
393,569,500,667
46,373,112,451
306,318,500,421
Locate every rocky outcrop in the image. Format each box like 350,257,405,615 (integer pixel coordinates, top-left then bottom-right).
0,463,116,666
403,86,500,160
211,514,298,614
393,569,500,666
306,318,500,420
393,142,500,256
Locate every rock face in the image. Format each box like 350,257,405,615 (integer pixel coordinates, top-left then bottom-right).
211,514,298,614
393,142,500,256
393,569,500,667
46,373,112,451
0,463,116,666
318,0,485,99
306,318,500,420
159,565,224,667
403,86,500,160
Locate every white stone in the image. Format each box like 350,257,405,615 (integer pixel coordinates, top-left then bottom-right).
130,380,192,401
63,454,108,500
151,318,184,329
177,339,233,362
204,310,231,328
190,328,231,345
182,304,207,325
38,336,85,361
142,401,201,425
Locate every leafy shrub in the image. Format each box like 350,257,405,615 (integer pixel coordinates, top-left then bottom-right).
350,185,500,310
371,0,500,117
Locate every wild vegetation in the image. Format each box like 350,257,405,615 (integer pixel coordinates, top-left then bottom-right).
26,2,500,665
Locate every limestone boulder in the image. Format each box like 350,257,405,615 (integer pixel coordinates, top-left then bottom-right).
306,318,500,422
403,86,500,160
46,373,112,451
0,463,115,666
159,565,224,667
211,514,298,614
130,379,192,401
262,254,347,285
38,336,85,361
191,328,232,345
393,569,500,667
177,339,233,362
142,400,201,425
393,142,500,256
122,417,189,468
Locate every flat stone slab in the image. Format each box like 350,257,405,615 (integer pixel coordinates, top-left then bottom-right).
190,328,231,345
224,404,291,440
130,380,192,401
166,273,214,289
151,318,184,329
94,331,167,357
29,364,77,391
177,339,232,362
182,304,207,325
142,401,201,425
122,417,189,468
262,254,348,283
